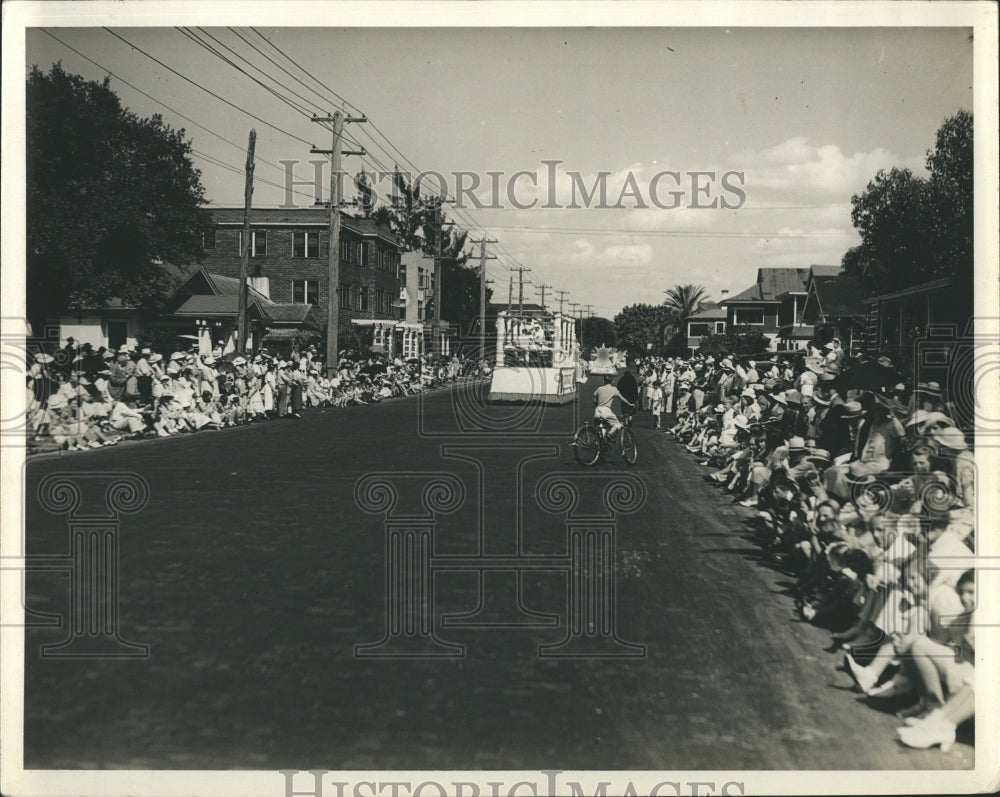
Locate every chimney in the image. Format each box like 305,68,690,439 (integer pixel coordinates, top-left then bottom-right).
720,289,729,299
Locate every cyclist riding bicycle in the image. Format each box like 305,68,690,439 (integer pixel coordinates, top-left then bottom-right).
593,374,635,439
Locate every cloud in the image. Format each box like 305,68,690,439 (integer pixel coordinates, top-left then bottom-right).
731,138,928,204
602,243,653,265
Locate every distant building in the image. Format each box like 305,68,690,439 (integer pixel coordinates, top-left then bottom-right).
794,265,869,354
159,266,320,355
199,207,402,340
685,304,727,354
720,267,810,351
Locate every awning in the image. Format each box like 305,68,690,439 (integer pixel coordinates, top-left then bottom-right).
261,328,302,341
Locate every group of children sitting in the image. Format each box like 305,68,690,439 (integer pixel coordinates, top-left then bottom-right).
27,344,475,452
639,351,976,754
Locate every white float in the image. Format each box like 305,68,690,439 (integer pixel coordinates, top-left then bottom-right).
488,311,579,404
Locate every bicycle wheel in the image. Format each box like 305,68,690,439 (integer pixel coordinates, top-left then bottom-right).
620,427,638,465
572,424,602,466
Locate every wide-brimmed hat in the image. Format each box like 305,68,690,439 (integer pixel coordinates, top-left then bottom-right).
784,389,803,405
733,415,750,431
170,352,185,361
932,426,968,451
101,350,115,359
876,355,894,368
914,410,954,429
202,356,216,366
233,356,246,366
148,353,163,364
787,436,807,452
811,393,831,406
806,448,831,464
841,400,865,419
158,374,171,381
805,360,824,374
141,347,151,355
714,403,726,413
915,381,942,397
772,391,788,406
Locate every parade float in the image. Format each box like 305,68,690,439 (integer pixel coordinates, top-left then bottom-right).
488,311,581,404
589,344,618,375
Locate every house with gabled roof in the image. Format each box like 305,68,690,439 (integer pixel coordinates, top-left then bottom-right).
793,265,870,354
160,265,319,354
685,303,727,354
719,267,810,351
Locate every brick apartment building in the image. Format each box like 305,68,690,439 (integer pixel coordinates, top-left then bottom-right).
200,207,402,340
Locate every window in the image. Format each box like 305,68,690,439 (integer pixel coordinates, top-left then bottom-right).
734,307,764,325
360,242,370,267
339,282,351,309
293,279,319,305
715,321,727,334
202,229,216,249
238,230,267,256
688,322,711,337
293,231,319,258
359,286,370,311
340,240,349,262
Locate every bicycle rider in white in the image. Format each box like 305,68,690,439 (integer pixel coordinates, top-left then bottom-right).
593,375,635,438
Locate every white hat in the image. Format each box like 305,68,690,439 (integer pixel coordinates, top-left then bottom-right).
149,353,163,364
932,426,968,451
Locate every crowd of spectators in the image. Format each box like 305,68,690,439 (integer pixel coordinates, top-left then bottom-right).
26,339,485,452
627,340,976,753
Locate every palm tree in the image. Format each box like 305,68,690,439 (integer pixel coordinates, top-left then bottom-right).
662,283,709,349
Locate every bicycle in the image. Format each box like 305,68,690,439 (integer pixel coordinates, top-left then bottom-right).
572,413,638,466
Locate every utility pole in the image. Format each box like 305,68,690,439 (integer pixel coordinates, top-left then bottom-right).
472,237,497,359
507,274,513,311
311,111,366,375
430,198,456,357
568,302,580,345
513,266,531,317
555,290,569,316
237,129,256,354
535,283,551,313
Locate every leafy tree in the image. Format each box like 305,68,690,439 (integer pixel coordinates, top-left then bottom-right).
26,64,210,329
582,316,617,354
698,325,769,356
662,283,709,350
844,110,972,298
613,303,672,356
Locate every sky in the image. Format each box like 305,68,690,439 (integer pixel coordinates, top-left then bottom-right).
25,25,974,319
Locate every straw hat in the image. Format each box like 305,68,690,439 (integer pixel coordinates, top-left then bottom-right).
932,426,968,451
841,400,865,419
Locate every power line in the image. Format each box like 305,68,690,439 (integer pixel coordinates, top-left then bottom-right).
38,29,321,189
180,27,321,118
476,224,856,239
102,28,316,147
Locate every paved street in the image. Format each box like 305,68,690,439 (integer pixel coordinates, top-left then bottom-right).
23,376,971,771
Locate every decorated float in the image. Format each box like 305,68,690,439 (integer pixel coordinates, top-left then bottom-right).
488,311,580,404
589,344,618,375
